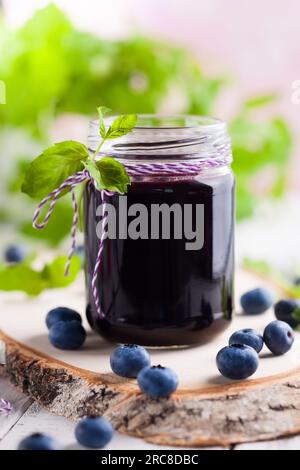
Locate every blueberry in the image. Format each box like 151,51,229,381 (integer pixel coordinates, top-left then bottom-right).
18,433,60,450
229,328,264,353
5,245,25,263
46,306,82,330
75,416,113,449
274,299,299,328
110,344,150,378
263,320,294,355
49,320,86,350
240,288,273,315
137,365,178,398
216,344,259,380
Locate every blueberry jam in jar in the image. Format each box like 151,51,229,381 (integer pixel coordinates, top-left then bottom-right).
85,115,235,347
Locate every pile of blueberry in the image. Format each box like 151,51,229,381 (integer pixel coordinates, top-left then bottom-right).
18,284,300,449
217,287,296,380
47,306,87,350
46,307,178,399
110,344,178,398
18,343,178,450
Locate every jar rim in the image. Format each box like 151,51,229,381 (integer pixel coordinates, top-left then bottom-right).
88,113,232,167
90,113,225,132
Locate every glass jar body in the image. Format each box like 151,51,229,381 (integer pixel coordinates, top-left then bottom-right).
84,166,235,347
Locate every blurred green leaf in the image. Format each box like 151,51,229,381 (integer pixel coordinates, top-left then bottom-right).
292,307,300,323
0,6,223,131
0,263,47,295
0,5,71,136
20,198,74,246
243,257,300,299
243,257,274,277
230,110,292,219
244,93,277,109
0,2,295,251
0,254,80,296
41,255,81,288
7,158,30,193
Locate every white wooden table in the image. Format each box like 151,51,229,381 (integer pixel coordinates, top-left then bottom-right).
1,375,300,450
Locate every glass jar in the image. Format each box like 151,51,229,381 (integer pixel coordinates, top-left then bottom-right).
85,115,235,347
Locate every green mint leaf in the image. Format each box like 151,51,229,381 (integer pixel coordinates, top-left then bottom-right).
41,255,81,288
84,158,130,194
83,160,102,189
96,157,130,194
97,106,111,139
106,114,137,139
21,140,89,199
0,263,47,296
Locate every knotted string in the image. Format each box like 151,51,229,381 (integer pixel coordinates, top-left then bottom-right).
32,156,230,319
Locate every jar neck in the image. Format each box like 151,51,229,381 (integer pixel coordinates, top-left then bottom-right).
88,114,233,174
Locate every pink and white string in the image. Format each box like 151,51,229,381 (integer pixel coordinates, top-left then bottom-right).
32,157,229,319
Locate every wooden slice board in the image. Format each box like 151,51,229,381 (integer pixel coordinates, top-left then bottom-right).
1,270,300,447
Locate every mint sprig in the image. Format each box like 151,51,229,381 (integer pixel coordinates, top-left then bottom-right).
22,107,136,198
94,106,137,159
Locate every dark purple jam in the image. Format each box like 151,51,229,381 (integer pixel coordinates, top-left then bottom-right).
84,170,234,347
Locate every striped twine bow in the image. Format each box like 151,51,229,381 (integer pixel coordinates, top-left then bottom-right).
32,169,111,319
32,156,229,319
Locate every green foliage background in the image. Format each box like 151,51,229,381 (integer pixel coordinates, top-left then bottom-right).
0,4,293,246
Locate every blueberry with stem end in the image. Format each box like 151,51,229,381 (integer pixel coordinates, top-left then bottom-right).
137,365,178,398
229,328,264,353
